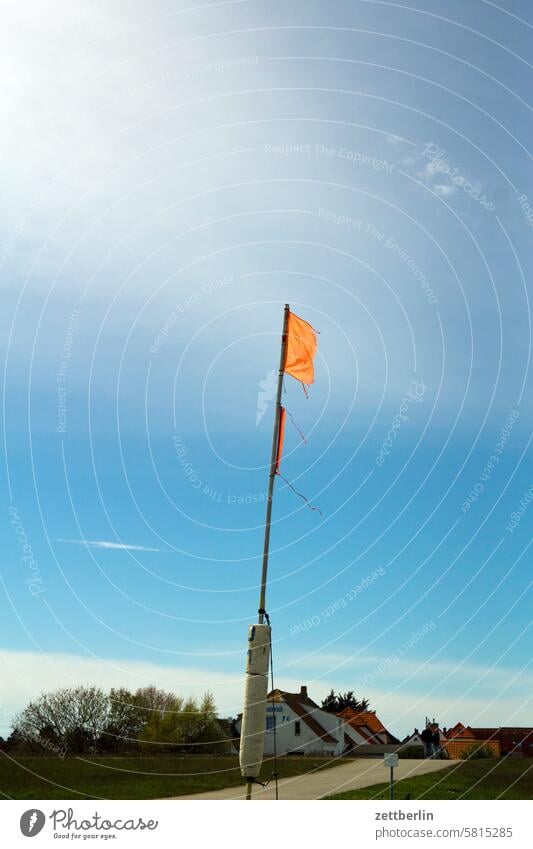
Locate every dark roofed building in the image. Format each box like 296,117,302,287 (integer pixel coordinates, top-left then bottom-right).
471,728,533,757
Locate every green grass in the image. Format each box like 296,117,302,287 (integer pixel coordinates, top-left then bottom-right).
327,758,533,800
0,753,340,800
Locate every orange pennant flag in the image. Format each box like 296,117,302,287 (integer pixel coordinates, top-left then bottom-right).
284,311,318,386
275,406,286,473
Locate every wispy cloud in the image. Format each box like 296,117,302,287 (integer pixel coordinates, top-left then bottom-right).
422,161,458,196
53,538,165,552
410,146,493,209
434,184,456,196
423,159,442,178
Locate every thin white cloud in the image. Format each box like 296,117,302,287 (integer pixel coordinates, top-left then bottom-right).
53,538,165,552
423,159,439,178
415,155,485,203
434,184,456,196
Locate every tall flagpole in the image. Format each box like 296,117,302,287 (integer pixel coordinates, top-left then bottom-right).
258,303,290,625
245,303,289,802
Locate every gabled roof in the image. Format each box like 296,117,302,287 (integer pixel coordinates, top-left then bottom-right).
268,688,337,745
344,724,369,745
337,708,386,733
444,722,467,739
403,731,423,744
444,725,476,740
355,724,381,744
337,708,398,743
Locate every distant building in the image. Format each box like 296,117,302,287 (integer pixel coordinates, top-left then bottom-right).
403,722,533,759
445,725,533,758
471,728,533,757
443,725,500,758
235,685,395,757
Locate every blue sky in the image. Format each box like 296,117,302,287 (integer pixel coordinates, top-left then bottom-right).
1,0,532,739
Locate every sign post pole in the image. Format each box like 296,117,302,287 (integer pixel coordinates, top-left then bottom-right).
383,753,399,801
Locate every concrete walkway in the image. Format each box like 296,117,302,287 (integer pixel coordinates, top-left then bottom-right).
174,758,455,800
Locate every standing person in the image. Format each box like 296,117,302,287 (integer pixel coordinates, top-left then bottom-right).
431,724,441,758
421,724,433,758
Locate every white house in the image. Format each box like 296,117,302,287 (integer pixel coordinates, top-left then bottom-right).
236,685,371,757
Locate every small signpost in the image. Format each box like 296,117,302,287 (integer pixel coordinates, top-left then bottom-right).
383,753,399,799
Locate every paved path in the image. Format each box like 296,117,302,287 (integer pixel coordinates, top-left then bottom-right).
174,758,455,800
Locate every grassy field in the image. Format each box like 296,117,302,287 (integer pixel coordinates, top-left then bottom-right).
327,758,533,800
0,753,340,800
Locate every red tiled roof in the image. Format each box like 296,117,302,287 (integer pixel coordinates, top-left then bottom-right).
337,708,397,742
444,722,466,739
337,708,387,734
442,725,476,740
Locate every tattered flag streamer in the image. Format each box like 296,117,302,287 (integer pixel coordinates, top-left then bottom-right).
284,311,318,386
275,406,286,473
276,472,322,515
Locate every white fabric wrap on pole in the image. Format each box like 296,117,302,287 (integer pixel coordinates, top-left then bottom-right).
239,624,271,779
245,623,270,674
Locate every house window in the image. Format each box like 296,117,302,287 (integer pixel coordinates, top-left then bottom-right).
266,716,276,731
294,721,301,736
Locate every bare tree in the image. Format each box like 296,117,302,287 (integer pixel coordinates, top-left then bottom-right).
14,686,109,754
